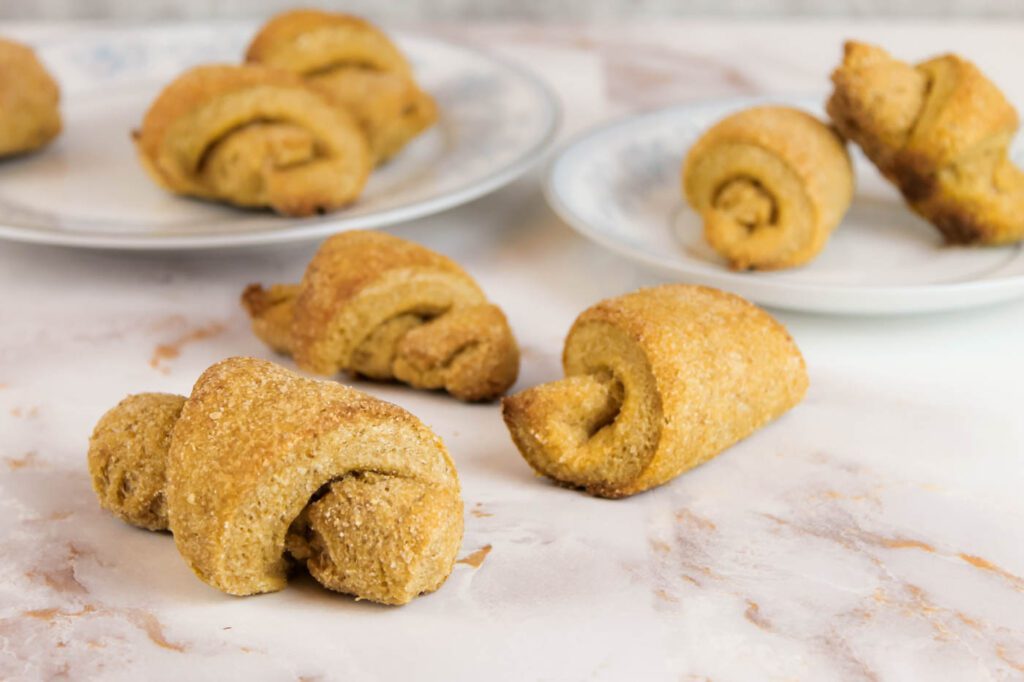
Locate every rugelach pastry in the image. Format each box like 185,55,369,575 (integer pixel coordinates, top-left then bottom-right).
246,10,437,164
502,285,807,498
828,41,1024,245
134,64,371,216
243,231,519,402
683,106,854,270
0,37,61,157
88,357,463,605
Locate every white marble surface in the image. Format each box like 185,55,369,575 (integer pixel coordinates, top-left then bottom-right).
2,20,1024,682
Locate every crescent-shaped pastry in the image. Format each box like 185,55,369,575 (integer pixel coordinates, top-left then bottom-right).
501,285,807,498
88,357,463,605
243,231,519,402
246,10,437,164
0,37,61,157
828,41,1024,245
682,106,854,270
134,64,371,216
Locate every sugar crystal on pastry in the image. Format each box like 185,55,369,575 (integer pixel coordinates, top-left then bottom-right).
87,357,463,605
134,64,371,216
683,106,854,270
243,231,519,402
502,285,808,498
246,10,437,164
828,41,1024,245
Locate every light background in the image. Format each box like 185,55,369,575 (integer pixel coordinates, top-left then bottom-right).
2,0,1022,20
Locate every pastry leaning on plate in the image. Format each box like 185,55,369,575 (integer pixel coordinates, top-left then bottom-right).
243,230,519,402
682,106,854,270
828,41,1024,245
246,9,437,165
88,357,463,605
502,284,807,498
0,37,61,157
134,64,371,216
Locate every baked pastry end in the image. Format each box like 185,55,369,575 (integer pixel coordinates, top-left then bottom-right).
0,37,62,157
827,40,1024,245
502,285,807,497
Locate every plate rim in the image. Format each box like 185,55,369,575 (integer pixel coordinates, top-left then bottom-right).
544,95,1024,315
0,30,562,251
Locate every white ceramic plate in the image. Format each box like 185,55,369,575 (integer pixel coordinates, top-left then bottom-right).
546,96,1024,315
0,25,559,249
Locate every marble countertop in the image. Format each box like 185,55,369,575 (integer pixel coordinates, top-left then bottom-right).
2,19,1024,682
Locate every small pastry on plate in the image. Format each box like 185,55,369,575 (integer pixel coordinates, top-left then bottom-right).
246,10,437,164
134,64,371,216
502,284,807,498
0,37,61,157
828,41,1024,245
243,230,519,401
88,357,463,605
682,105,854,270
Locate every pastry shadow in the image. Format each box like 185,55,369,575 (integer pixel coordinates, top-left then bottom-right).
4,467,209,605
7,466,444,608
279,571,403,612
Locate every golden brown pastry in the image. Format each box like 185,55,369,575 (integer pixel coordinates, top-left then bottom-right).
828,41,1024,245
88,393,184,531
88,357,463,605
0,37,61,157
243,231,519,402
246,10,437,164
502,285,807,498
682,106,854,270
134,64,371,216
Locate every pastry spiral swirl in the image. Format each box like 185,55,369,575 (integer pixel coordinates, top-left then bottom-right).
243,231,519,402
135,64,371,216
0,37,61,157
683,106,854,270
88,357,463,605
828,41,1024,245
246,10,437,164
502,285,807,498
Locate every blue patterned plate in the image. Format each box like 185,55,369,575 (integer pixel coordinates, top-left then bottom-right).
546,96,1024,315
0,24,559,249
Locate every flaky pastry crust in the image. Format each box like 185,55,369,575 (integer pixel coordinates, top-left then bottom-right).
87,357,463,605
0,37,61,157
246,10,437,164
828,41,1024,244
502,285,807,498
683,106,854,270
243,231,519,402
135,64,370,216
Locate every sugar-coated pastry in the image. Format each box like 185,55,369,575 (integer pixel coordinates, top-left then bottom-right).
501,285,807,498
246,10,437,164
88,393,184,531
243,231,519,402
0,37,61,157
87,357,463,605
682,106,854,270
828,41,1024,245
134,64,371,216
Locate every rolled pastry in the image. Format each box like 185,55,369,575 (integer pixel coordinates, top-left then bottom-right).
682,106,854,270
243,231,519,402
828,41,1024,245
501,285,807,498
88,357,463,605
246,10,437,164
0,37,61,157
134,64,371,216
